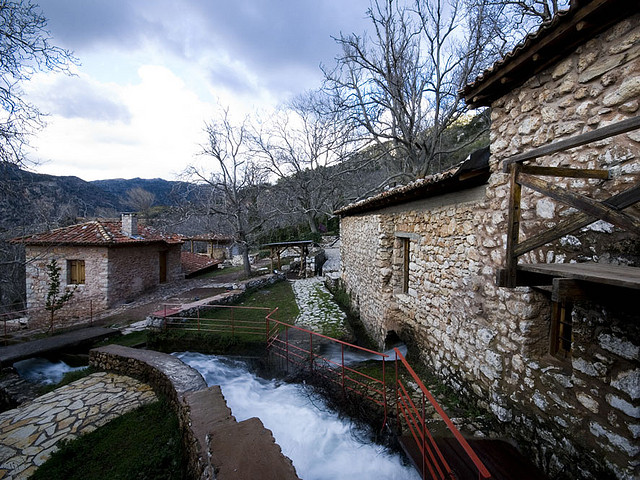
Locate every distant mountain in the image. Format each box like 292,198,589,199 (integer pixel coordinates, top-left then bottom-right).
0,164,192,230
91,177,192,210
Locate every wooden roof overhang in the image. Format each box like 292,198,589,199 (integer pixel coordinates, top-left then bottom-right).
462,0,640,108
336,147,490,217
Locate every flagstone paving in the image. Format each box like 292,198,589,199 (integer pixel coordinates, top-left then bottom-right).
291,277,349,338
0,372,156,480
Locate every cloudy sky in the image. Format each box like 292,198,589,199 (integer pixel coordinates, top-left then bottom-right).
26,0,372,181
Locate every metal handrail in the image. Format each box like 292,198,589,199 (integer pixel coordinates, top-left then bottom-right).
265,309,389,423
395,348,492,480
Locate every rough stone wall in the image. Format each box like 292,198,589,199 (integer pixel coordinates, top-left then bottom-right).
340,214,396,340
107,243,183,307
90,345,212,480
25,245,109,322
340,16,640,480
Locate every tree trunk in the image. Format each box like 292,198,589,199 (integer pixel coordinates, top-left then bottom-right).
307,214,318,234
241,243,251,278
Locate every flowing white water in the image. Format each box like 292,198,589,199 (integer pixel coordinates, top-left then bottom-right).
13,357,87,385
177,352,419,480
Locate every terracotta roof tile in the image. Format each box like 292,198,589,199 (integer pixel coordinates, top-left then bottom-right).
13,220,183,246
462,0,639,107
181,252,221,276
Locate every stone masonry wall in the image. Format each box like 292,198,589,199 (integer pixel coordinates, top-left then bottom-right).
340,16,640,480
107,243,183,307
25,245,109,325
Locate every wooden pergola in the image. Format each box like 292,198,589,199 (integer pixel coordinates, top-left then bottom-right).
184,234,234,260
262,240,314,277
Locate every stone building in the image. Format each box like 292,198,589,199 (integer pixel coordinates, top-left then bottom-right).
337,2,639,478
15,214,184,318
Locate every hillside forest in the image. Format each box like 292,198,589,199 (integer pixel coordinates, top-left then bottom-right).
0,0,568,309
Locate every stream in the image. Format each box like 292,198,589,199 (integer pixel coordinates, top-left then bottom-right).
177,352,419,480
13,357,86,385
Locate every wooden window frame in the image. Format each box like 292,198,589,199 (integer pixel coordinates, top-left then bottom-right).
67,259,85,285
550,300,573,359
395,232,419,295
402,238,410,293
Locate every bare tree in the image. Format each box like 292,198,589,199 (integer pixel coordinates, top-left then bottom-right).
124,187,156,216
187,107,270,278
322,0,507,186
0,0,76,166
252,90,359,233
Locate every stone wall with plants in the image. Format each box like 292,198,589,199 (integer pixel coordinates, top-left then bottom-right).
25,245,109,325
340,14,640,480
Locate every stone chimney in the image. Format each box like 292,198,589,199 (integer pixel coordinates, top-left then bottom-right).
122,213,138,237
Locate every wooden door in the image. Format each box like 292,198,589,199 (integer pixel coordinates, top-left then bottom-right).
159,251,167,283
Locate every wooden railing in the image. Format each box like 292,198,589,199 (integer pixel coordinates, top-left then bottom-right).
499,115,640,288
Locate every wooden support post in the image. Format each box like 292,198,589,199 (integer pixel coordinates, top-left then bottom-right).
552,278,588,303
270,247,274,274
504,163,522,288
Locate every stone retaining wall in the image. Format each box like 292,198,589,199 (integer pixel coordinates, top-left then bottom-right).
89,344,299,480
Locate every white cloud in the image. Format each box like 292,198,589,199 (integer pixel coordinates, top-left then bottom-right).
29,65,213,181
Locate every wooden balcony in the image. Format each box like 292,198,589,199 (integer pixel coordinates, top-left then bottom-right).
498,115,640,299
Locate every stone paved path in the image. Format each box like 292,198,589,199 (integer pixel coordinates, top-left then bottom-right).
0,372,156,479
291,277,349,337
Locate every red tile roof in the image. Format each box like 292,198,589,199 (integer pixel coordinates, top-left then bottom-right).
181,252,221,276
13,220,183,246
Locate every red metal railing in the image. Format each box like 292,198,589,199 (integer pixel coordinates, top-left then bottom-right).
162,304,273,337
265,308,389,424
0,298,96,339
159,304,492,480
395,348,492,480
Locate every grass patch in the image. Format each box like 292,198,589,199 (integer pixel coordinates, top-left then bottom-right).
96,330,147,348
31,399,184,480
148,280,298,355
147,329,266,356
194,265,244,278
236,280,299,323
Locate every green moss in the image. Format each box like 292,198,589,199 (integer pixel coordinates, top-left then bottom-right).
31,399,184,480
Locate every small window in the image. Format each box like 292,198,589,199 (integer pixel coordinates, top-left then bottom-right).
402,238,410,293
550,301,572,358
67,260,85,285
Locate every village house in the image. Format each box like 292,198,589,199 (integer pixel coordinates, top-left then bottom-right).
337,1,639,478
15,213,184,319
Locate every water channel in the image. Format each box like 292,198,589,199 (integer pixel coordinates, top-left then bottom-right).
13,356,86,385
177,352,419,480
15,348,418,479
